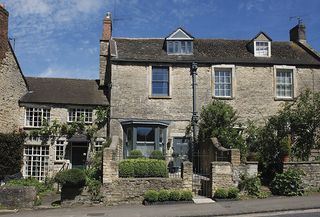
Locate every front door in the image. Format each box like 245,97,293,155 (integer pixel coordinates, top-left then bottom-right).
171,137,191,171
71,142,88,169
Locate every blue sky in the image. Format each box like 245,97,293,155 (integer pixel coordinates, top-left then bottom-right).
2,0,320,79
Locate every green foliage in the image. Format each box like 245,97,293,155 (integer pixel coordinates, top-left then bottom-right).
214,188,228,199
6,178,53,194
158,189,170,202
169,190,181,201
238,174,262,197
270,168,304,196
54,168,86,187
86,179,102,201
144,190,159,202
128,150,144,159
180,190,193,201
119,159,168,178
198,100,246,161
149,150,165,160
227,187,240,199
95,106,109,128
0,132,26,180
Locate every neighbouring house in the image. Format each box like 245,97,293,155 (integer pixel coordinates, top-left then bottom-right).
100,13,320,162
0,5,108,181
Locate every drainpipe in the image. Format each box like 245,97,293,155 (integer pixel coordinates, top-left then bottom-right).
190,62,198,159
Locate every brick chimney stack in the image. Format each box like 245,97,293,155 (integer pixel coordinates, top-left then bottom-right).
102,12,112,41
0,3,9,60
290,23,306,43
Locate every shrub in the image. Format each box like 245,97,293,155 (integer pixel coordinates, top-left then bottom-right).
214,188,228,199
238,174,262,197
144,190,159,202
169,190,181,201
6,178,53,194
227,187,239,199
119,159,168,178
87,179,102,201
54,168,86,187
149,150,165,160
180,190,193,201
119,160,135,178
158,189,170,202
0,132,26,180
128,150,144,159
270,168,304,196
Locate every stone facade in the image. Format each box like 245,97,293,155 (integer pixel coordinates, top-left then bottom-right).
0,186,37,208
109,63,320,157
283,162,320,190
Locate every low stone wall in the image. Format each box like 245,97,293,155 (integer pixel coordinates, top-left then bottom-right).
102,178,183,205
0,186,36,208
284,161,320,190
211,161,258,197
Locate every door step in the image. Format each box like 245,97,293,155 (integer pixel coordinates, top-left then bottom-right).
193,196,215,204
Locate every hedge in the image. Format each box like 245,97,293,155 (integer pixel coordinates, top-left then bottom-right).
119,159,168,178
54,168,86,187
144,189,193,203
0,132,26,180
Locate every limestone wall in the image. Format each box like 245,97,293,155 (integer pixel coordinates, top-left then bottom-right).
0,46,27,133
0,186,36,208
283,162,320,190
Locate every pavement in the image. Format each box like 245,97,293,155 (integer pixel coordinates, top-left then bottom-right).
1,194,320,217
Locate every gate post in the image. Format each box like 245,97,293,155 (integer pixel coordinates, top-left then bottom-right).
181,161,193,191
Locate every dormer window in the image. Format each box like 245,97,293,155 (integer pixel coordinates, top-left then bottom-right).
166,27,194,55
254,41,271,57
248,32,272,57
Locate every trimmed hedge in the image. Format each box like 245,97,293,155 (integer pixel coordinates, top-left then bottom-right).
128,150,144,159
0,132,26,180
144,189,193,203
119,159,168,178
149,150,165,160
54,168,86,187
214,187,239,199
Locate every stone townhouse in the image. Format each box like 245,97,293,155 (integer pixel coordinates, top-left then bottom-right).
100,13,320,161
0,5,108,181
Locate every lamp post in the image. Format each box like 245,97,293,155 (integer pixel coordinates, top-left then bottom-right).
190,62,198,160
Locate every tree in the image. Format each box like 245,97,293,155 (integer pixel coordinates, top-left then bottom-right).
198,100,245,160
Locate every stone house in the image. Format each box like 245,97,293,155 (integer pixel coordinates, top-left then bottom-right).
100,13,320,161
0,5,108,181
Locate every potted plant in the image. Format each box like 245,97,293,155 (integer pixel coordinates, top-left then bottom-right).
279,136,291,162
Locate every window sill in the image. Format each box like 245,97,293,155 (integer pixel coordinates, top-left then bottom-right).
274,97,295,101
23,126,43,129
149,95,172,99
213,96,234,100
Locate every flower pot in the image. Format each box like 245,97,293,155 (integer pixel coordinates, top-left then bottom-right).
282,155,290,162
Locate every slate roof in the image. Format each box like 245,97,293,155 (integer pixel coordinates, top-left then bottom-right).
20,77,108,106
111,38,320,66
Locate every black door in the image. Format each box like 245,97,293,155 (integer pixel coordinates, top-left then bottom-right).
71,142,88,169
171,137,191,171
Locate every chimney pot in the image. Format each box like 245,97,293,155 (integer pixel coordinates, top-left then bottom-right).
102,12,112,41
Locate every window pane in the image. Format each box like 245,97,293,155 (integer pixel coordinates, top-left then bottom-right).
152,67,169,96
214,68,232,97
276,69,293,98
137,127,155,142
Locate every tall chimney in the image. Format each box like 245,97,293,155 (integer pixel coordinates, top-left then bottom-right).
290,23,306,43
102,12,112,41
0,4,9,60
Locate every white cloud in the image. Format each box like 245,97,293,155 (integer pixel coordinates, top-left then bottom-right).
39,66,97,79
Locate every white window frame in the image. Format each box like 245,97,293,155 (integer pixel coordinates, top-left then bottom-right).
55,140,65,161
25,107,50,128
94,141,103,152
68,108,93,123
274,65,296,100
254,41,271,57
212,64,236,99
23,145,49,181
167,40,193,55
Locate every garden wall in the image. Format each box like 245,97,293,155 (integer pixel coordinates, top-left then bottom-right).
283,161,320,190
0,186,36,208
102,178,183,205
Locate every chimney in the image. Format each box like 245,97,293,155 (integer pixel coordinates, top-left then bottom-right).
0,3,9,60
290,23,306,43
102,12,112,41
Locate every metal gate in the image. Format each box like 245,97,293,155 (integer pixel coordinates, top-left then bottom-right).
192,152,212,197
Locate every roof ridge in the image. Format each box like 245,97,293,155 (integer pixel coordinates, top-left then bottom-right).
25,76,98,81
